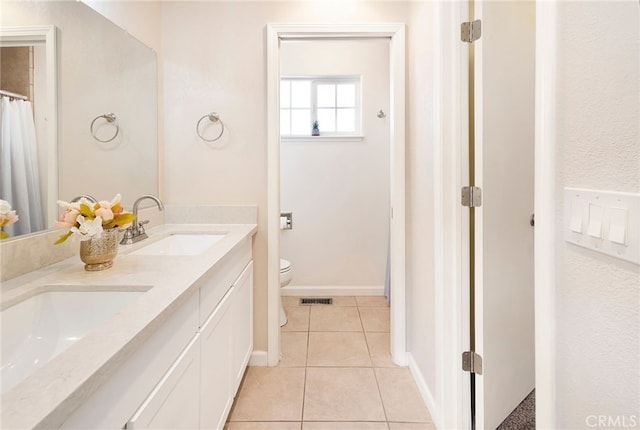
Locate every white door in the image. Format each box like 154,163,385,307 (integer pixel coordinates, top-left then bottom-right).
473,1,536,428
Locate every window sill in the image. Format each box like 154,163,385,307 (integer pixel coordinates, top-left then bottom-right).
281,135,365,142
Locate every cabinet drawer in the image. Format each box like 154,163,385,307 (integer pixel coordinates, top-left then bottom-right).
126,334,200,430
198,237,251,326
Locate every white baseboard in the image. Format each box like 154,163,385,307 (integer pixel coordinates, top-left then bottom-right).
249,350,268,366
281,285,384,296
408,353,439,429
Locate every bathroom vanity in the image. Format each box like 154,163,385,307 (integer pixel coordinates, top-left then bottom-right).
0,223,256,429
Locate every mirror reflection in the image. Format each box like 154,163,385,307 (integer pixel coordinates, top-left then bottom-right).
0,1,158,239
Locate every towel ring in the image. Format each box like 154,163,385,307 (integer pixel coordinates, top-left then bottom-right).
196,112,224,142
90,113,119,143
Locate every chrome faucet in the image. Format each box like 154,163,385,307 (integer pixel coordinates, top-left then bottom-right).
70,194,97,203
120,194,164,245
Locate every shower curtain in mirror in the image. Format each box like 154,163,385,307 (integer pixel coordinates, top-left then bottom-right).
0,96,44,236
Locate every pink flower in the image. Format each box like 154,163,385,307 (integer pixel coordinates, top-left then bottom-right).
95,207,114,222
54,209,79,229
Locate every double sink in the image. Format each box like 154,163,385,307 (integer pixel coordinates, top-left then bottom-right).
0,233,226,395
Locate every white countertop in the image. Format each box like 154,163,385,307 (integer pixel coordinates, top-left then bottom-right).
0,223,257,430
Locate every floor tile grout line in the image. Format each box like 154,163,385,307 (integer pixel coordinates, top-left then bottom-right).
356,305,366,332
372,366,391,425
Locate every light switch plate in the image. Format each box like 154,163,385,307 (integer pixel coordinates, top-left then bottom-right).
564,188,640,265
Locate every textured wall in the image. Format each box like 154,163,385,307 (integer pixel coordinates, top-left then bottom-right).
555,2,640,427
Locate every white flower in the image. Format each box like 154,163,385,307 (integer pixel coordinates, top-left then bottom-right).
70,215,104,241
110,194,122,207
57,198,93,212
0,199,11,215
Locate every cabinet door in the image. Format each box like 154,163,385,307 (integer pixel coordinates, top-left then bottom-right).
126,334,200,430
200,289,233,430
231,261,253,393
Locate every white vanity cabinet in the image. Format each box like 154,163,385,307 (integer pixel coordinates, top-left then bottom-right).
126,334,201,430
59,238,254,430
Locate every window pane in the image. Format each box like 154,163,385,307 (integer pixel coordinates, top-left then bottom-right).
280,81,290,108
291,109,311,135
337,84,355,107
336,108,355,132
317,108,336,132
280,109,291,135
317,84,335,108
291,81,311,108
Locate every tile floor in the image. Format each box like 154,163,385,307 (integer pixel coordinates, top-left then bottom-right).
226,296,436,430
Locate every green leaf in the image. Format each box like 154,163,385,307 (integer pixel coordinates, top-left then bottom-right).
0,230,9,240
54,231,73,245
112,212,136,227
79,203,94,218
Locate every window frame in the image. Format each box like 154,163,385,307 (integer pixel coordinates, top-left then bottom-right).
280,75,362,139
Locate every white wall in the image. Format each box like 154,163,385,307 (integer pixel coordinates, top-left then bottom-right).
406,0,438,413
160,0,413,354
554,2,639,427
280,39,390,288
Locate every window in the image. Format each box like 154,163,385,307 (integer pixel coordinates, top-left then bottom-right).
280,77,361,137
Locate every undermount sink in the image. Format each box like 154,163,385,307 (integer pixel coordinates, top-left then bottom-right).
1,288,148,395
130,233,226,256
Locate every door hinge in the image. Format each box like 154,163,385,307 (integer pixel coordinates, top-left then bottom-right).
461,20,482,43
462,351,483,375
461,186,482,207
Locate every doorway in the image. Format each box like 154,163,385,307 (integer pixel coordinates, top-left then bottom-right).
266,23,406,367
279,38,390,297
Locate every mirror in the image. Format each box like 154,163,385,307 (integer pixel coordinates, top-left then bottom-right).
0,1,158,239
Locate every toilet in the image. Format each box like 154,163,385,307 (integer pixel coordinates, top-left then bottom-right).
280,259,292,326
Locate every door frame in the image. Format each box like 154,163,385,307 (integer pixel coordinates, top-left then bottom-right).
0,25,58,227
266,23,406,367
533,2,557,428
434,1,470,429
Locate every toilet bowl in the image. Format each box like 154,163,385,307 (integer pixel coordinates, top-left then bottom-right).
280,259,292,327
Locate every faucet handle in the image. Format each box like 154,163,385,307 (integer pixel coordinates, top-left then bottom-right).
119,226,134,245
139,220,150,226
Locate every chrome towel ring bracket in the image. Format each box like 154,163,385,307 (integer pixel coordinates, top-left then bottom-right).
90,113,120,143
196,112,225,142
